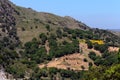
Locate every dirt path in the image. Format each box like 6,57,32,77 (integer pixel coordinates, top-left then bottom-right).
45,40,50,54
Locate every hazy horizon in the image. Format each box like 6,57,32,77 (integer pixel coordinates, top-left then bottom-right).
10,0,120,29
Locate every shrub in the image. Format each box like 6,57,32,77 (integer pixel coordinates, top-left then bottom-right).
86,40,93,49
88,51,97,61
83,58,88,62
21,27,25,31
39,33,47,45
45,24,50,31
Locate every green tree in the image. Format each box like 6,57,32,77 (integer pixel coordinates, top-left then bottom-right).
39,33,47,45
45,24,50,31
88,51,97,61
56,28,62,39
103,64,120,80
49,67,58,74
6,62,27,78
118,49,120,63
86,40,93,49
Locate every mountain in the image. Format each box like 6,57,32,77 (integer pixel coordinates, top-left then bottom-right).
0,0,19,45
13,6,90,30
0,0,20,79
9,3,120,45
110,29,120,32
11,5,90,43
108,29,120,37
0,0,19,57
0,0,120,79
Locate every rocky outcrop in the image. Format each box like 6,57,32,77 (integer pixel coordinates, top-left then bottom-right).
0,0,19,48
0,0,20,70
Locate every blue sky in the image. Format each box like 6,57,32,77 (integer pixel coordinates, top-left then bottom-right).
10,0,120,29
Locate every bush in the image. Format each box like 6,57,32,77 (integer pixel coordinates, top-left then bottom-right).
39,33,47,45
60,69,73,78
6,62,27,78
89,62,93,67
49,67,58,74
86,40,93,49
56,28,62,39
21,27,25,31
83,58,88,62
45,24,50,31
94,44,108,53
88,51,97,61
81,66,85,70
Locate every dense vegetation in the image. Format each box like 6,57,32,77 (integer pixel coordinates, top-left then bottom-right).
1,25,120,79
0,0,120,79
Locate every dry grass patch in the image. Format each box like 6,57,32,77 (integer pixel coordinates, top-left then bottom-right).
17,27,47,44
108,47,119,52
39,53,89,71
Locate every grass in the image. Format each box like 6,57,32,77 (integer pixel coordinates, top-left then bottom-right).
17,26,47,44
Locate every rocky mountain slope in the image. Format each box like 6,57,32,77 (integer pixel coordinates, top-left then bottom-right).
0,0,120,79
11,4,90,43
0,0,19,46
8,3,119,45
13,6,90,30
0,0,20,79
109,29,120,37
0,0,119,45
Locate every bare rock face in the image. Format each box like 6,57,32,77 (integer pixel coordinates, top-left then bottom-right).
0,0,19,48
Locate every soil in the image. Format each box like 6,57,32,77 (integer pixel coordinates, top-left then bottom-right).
39,53,89,70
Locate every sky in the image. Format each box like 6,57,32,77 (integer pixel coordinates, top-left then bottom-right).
10,0,120,29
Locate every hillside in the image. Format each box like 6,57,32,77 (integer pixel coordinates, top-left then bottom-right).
12,6,90,43
109,29,120,37
0,0,19,65
0,0,120,79
39,42,103,71
0,0,19,45
14,6,89,29
110,29,120,32
11,4,120,46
